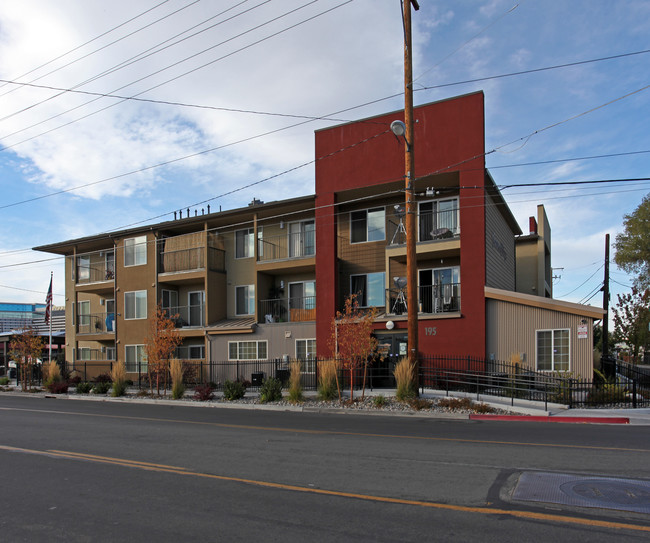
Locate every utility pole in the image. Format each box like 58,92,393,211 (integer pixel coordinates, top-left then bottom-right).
602,233,611,376
403,1,419,375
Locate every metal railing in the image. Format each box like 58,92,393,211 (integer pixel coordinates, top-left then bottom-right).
387,208,460,246
76,349,115,362
385,283,460,315
259,295,316,323
77,312,115,334
163,304,205,327
76,263,114,284
258,232,315,262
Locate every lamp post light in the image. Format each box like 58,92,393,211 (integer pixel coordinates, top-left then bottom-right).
393,0,419,380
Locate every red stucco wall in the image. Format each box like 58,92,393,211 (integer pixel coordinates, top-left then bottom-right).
315,92,488,358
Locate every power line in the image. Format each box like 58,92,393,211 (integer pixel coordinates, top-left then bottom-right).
0,0,174,94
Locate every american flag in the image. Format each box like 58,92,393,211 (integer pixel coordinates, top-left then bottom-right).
45,276,52,325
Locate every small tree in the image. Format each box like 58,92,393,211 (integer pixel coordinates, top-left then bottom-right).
329,294,378,400
614,194,650,288
613,287,650,364
144,303,182,396
9,328,44,392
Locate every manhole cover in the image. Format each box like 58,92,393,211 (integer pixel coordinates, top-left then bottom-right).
513,472,650,514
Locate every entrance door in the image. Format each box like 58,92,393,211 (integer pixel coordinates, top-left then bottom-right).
188,291,205,326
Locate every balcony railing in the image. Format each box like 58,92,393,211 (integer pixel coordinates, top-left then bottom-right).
77,312,115,334
158,246,225,273
258,232,315,262
386,283,460,315
163,304,205,327
76,264,114,284
387,208,459,245
259,295,316,323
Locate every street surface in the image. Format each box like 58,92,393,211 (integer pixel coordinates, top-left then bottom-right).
0,395,649,541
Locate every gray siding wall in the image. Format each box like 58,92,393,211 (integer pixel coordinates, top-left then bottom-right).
209,322,316,361
485,194,516,291
486,299,593,377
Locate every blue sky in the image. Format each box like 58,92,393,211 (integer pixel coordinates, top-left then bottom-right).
0,0,648,317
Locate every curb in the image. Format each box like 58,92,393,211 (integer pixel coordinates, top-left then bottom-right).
469,414,630,424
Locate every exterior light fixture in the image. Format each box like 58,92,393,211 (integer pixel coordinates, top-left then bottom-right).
390,120,411,150
386,320,395,330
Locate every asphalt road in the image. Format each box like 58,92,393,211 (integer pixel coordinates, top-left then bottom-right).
0,395,649,542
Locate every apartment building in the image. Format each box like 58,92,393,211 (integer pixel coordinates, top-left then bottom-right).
34,91,602,379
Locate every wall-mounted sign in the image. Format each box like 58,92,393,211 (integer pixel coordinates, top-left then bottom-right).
577,324,588,339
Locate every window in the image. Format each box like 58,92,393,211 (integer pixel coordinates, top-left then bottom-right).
125,290,147,319
228,340,267,361
235,228,254,258
350,208,385,243
77,255,90,282
536,329,570,371
419,198,459,241
351,272,385,307
289,220,315,257
125,344,146,372
418,267,460,313
296,339,316,374
124,236,147,266
77,300,90,330
235,285,255,315
161,289,178,314
188,291,205,326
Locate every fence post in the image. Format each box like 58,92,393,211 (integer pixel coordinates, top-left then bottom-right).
633,379,637,409
84,362,87,382
568,379,573,409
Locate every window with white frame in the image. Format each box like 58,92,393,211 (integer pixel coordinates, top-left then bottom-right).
296,338,316,373
77,255,90,282
77,300,90,329
235,228,255,259
350,208,385,243
125,344,146,372
228,340,267,361
124,236,147,266
235,285,255,315
351,272,385,307
289,220,315,257
536,329,570,371
125,290,147,319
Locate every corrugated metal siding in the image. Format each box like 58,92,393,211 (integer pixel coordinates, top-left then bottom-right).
485,194,516,291
486,299,593,377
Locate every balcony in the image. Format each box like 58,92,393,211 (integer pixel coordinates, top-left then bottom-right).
258,231,315,263
386,283,460,316
77,312,115,334
163,303,205,328
259,295,316,323
158,246,225,274
387,207,459,246
76,263,114,284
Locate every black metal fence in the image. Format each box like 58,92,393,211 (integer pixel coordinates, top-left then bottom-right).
47,355,650,409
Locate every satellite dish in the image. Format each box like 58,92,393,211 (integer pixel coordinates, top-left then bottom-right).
393,276,407,289
393,204,405,219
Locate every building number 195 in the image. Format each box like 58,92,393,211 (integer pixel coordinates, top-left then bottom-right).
425,327,437,336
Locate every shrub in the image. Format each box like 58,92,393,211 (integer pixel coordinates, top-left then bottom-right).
76,382,92,394
194,384,215,401
46,381,68,394
92,382,111,395
287,361,303,403
43,361,61,387
317,359,338,401
373,394,386,408
110,361,127,397
437,397,473,410
94,372,112,384
408,397,432,411
0,377,9,386
259,377,282,403
472,402,495,414
170,358,185,400
223,380,246,401
68,375,82,386
394,357,417,402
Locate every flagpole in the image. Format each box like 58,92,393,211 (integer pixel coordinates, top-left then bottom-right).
48,272,53,363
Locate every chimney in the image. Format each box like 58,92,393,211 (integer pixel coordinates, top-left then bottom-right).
529,216,538,235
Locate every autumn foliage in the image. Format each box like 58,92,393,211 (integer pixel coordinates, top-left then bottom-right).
9,328,44,392
144,303,182,396
329,294,378,400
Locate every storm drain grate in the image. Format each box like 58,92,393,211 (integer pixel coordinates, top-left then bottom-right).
513,472,650,514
